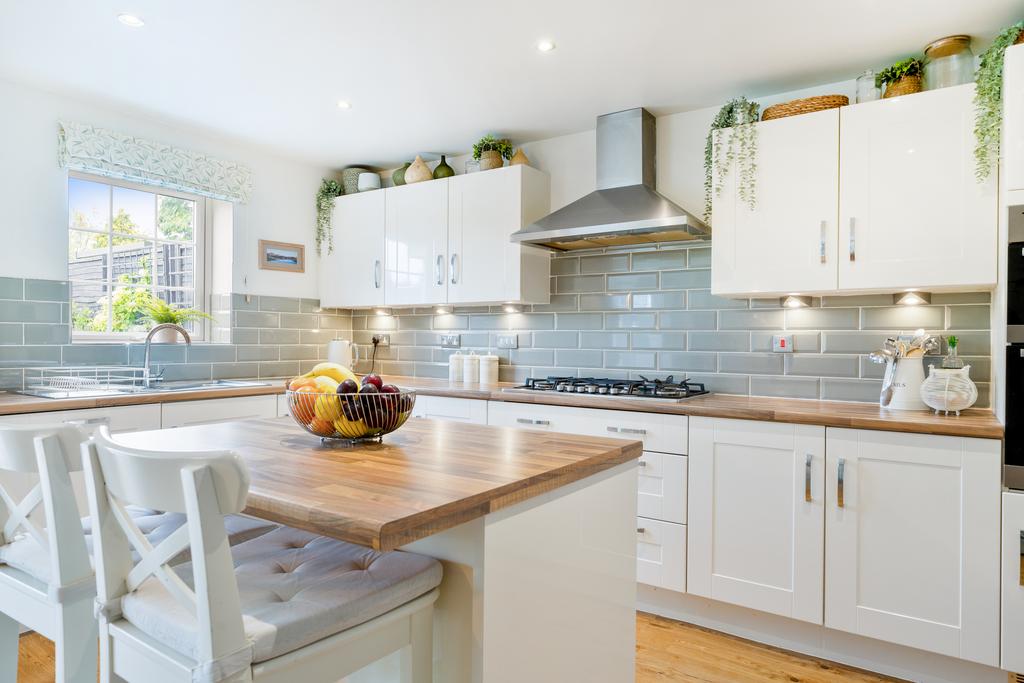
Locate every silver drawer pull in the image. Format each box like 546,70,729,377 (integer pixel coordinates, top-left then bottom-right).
636,527,646,534
804,453,813,502
638,460,648,468
516,418,550,426
607,426,647,435
65,417,110,426
837,458,846,508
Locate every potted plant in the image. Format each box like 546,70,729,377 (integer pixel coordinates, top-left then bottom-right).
876,58,924,98
315,178,342,256
974,21,1024,180
704,96,760,223
472,135,513,170
143,299,213,343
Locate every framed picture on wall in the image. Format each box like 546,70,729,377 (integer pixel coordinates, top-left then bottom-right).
258,240,305,273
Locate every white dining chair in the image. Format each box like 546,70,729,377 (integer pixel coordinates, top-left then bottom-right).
0,422,279,683
82,426,442,683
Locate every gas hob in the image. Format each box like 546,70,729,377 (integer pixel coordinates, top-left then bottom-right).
502,375,709,402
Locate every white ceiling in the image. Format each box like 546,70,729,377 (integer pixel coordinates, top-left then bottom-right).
1,0,1019,169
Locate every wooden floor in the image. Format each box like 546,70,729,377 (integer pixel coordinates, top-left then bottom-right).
16,613,905,683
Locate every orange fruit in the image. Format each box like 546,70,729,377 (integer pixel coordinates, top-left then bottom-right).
308,417,336,437
291,385,318,424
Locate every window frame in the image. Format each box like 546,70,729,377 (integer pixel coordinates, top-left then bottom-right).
67,171,209,343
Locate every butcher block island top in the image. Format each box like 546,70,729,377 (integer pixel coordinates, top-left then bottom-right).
114,415,642,551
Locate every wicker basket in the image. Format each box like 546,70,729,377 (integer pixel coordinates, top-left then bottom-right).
761,95,849,121
883,74,923,99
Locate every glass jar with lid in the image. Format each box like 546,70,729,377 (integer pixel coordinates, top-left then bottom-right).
924,35,974,90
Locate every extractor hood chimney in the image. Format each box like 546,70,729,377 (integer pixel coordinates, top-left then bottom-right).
510,107,709,251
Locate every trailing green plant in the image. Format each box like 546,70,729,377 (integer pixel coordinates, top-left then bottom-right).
975,21,1024,181
704,97,760,223
874,57,924,89
315,178,342,256
472,135,514,161
142,298,214,326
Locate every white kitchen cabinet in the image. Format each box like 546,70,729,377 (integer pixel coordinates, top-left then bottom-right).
825,428,1001,666
160,395,278,428
384,179,450,306
1003,490,1024,673
688,417,825,624
319,190,385,308
0,404,161,433
1003,43,1024,191
712,108,839,297
838,84,997,291
411,395,487,424
636,517,686,593
447,165,550,305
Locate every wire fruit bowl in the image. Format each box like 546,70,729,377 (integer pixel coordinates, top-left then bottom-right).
286,389,416,444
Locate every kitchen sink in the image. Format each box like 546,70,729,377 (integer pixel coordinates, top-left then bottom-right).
19,379,270,399
145,380,270,392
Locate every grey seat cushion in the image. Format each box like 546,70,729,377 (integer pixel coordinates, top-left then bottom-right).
120,525,443,664
0,507,277,584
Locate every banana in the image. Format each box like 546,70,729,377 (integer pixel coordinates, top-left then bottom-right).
303,362,358,384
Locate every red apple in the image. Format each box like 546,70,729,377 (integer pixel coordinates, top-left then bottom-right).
362,373,384,389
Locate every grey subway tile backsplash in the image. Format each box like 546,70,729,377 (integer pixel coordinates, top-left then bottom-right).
0,257,995,405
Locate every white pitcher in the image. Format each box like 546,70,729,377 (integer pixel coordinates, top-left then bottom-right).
326,339,359,369
887,356,927,411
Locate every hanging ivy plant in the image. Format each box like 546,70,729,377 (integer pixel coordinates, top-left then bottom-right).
315,178,342,256
975,21,1024,181
704,97,760,224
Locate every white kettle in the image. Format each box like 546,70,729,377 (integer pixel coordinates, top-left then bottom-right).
326,339,359,369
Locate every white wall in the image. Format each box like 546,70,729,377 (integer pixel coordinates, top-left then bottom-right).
0,78,335,298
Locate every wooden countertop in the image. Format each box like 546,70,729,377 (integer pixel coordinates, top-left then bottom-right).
114,417,642,550
0,373,1002,439
0,382,285,416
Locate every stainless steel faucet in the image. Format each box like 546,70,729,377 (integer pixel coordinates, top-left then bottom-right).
143,323,191,388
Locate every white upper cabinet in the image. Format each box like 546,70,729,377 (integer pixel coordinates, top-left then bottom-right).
384,179,450,306
712,108,840,297
688,417,825,624
319,190,385,309
825,428,1001,666
1003,43,1024,191
447,165,551,305
838,84,996,291
712,84,997,297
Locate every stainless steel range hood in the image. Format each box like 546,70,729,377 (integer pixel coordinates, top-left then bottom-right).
511,107,709,251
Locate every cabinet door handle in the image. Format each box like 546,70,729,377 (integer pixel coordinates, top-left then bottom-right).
636,527,646,534
638,460,648,468
64,416,110,426
819,221,827,264
435,254,444,285
607,426,647,435
848,218,856,262
805,453,813,502
1019,529,1024,586
373,259,381,289
837,458,846,508
516,418,550,426
450,253,459,285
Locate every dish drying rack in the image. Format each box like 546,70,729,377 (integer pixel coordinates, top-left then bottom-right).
21,366,149,399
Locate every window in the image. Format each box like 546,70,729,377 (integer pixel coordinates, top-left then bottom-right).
67,172,207,340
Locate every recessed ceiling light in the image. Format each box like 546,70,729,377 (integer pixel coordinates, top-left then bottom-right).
117,13,145,28
336,100,351,110
536,39,556,53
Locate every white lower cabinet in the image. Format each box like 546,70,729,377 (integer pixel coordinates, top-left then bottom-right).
825,428,1001,666
688,417,825,624
636,517,686,593
1003,490,1024,673
637,451,687,524
0,403,161,433
411,395,488,424
161,395,278,428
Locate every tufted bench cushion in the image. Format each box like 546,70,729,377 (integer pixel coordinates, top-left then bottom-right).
120,525,443,664
0,507,277,584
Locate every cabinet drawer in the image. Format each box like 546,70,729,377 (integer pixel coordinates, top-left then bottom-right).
637,452,687,524
161,395,278,428
1003,491,1024,673
0,404,161,433
487,400,576,433
412,396,487,424
570,408,687,455
636,517,686,593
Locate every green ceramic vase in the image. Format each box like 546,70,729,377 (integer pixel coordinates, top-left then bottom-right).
432,155,455,179
392,162,411,186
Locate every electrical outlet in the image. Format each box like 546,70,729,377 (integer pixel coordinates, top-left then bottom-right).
440,334,461,348
496,335,519,349
371,334,390,347
772,334,793,353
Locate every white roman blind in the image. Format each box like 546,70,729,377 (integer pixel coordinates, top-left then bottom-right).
57,121,253,203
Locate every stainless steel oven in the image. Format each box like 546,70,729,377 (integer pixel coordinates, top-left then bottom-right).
1007,205,1024,490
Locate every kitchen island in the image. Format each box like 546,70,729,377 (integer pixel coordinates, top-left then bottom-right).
115,416,642,683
